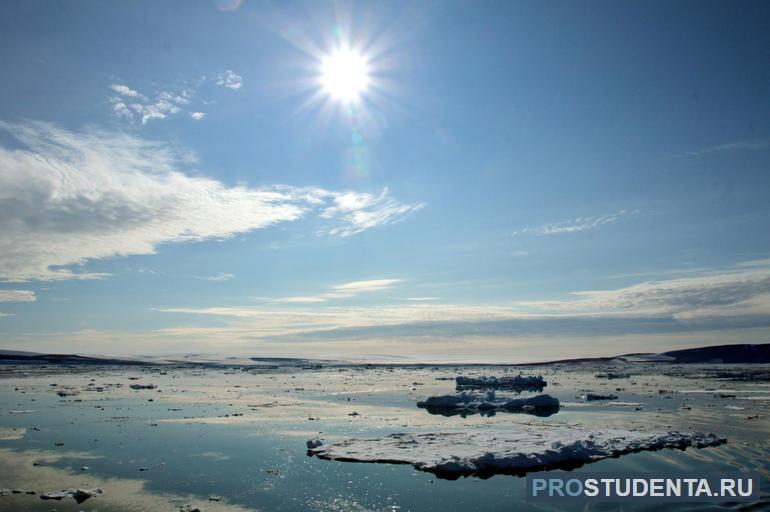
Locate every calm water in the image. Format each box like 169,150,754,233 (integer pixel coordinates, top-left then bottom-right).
0,363,768,511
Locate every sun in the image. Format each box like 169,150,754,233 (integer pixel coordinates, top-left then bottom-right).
320,47,370,103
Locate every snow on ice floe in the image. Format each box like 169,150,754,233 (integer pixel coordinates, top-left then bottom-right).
417,391,559,417
306,429,725,479
455,375,546,392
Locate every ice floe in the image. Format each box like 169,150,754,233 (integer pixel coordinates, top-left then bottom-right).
455,375,546,392
417,391,559,417
307,429,725,478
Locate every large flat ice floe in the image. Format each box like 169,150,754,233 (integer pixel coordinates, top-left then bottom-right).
307,429,725,478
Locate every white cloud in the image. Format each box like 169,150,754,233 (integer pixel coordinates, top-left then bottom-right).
735,258,770,268
676,139,770,158
216,70,242,90
320,189,423,237
109,84,196,125
110,73,239,124
332,278,401,293
109,84,147,101
197,273,235,282
275,278,402,303
7,264,770,359
157,261,770,342
0,121,422,282
0,290,36,302
516,266,770,318
158,303,526,338
513,210,630,236
0,289,35,318
110,97,134,121
273,296,328,304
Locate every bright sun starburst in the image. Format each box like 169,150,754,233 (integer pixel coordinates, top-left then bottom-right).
320,47,370,103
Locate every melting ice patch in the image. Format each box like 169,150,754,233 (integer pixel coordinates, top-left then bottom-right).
307,429,725,479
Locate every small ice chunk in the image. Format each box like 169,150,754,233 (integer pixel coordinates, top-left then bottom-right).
307,438,324,449
581,393,619,401
129,383,157,390
40,491,68,501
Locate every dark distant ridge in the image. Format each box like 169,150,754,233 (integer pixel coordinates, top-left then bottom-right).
0,351,151,366
518,343,770,366
658,343,770,364
0,342,768,367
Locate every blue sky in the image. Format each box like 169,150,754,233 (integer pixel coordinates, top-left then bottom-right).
1,0,769,362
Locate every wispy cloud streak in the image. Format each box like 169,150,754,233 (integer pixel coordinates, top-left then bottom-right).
676,139,770,158
275,278,402,303
513,210,631,236
0,290,36,302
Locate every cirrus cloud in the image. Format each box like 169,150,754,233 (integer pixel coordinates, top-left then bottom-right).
0,121,422,282
513,210,633,236
274,278,403,304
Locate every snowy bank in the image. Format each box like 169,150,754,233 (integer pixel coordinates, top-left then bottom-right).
455,375,546,392
307,429,725,478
